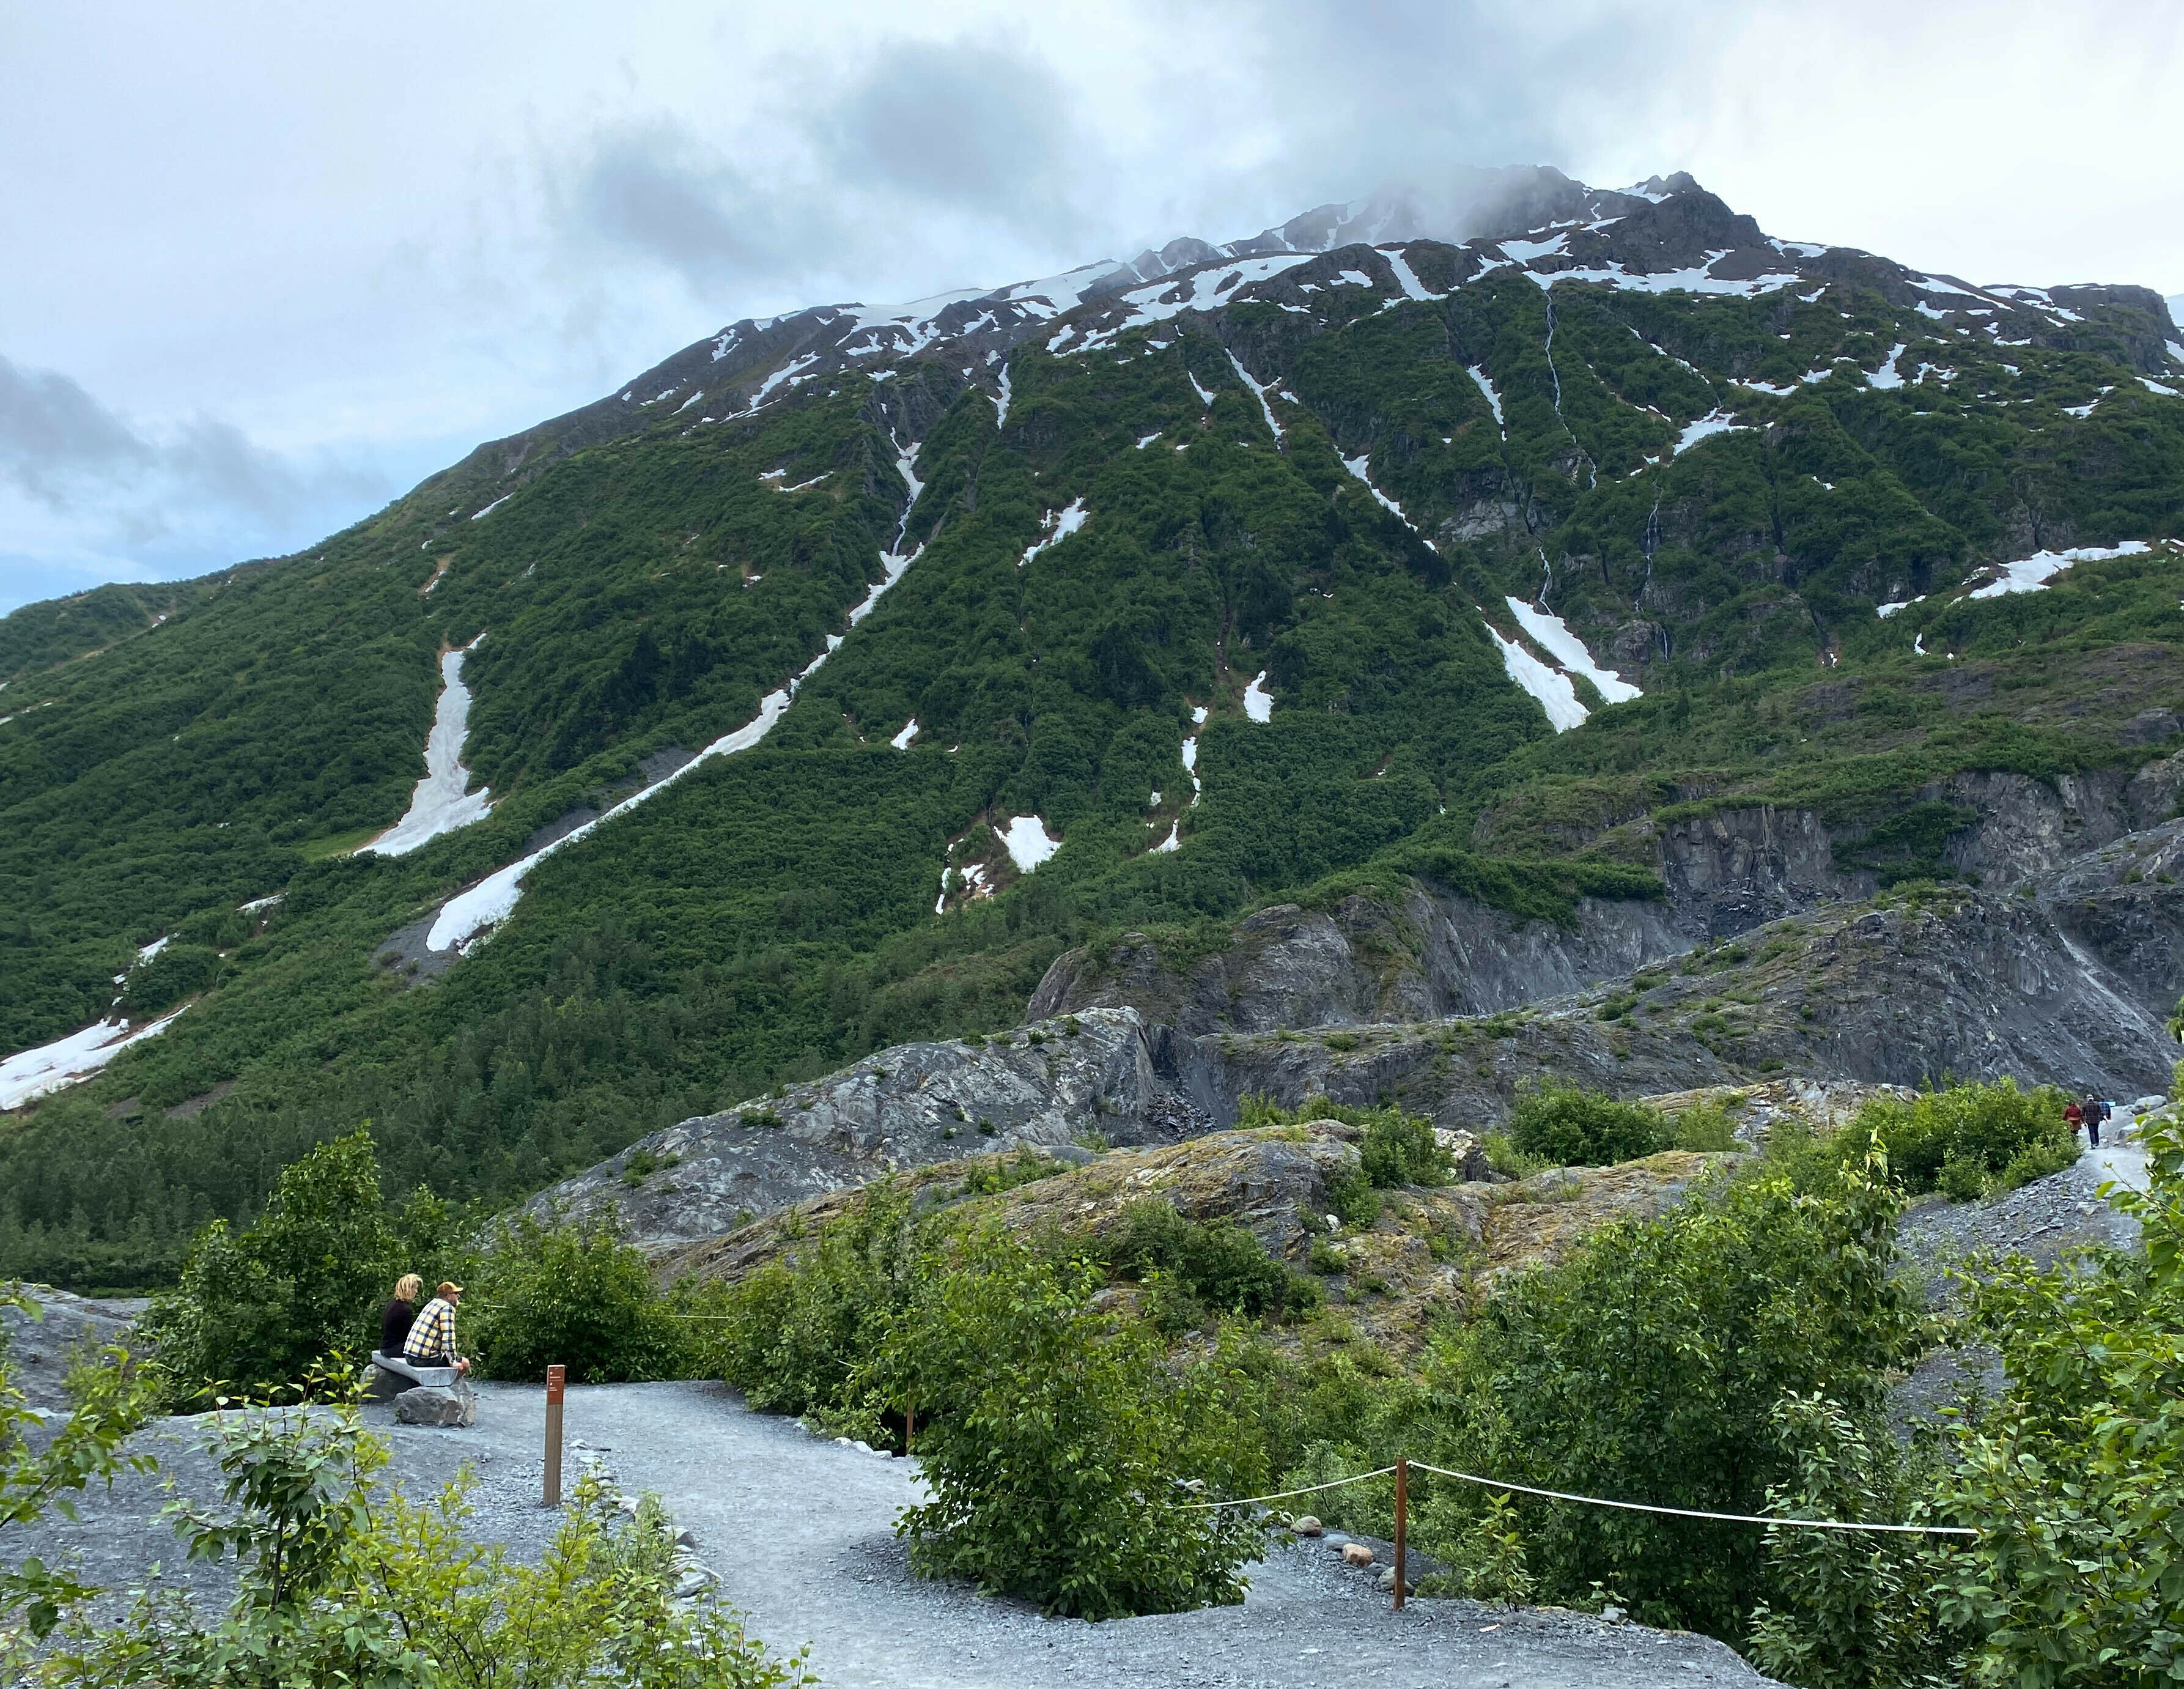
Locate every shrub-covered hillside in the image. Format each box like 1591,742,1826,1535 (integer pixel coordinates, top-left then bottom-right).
4,172,2182,1287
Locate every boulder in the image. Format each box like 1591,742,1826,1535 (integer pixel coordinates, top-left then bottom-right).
1341,1541,1376,1567
394,1380,477,1427
1291,1515,1323,1536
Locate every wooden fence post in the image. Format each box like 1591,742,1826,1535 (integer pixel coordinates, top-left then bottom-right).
904,1400,915,1454
544,1364,566,1508
1393,1457,1407,1611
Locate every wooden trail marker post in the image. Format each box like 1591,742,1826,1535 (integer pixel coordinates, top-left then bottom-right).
1393,1458,1407,1611
544,1364,566,1508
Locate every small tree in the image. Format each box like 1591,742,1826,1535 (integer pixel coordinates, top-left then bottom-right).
146,1130,398,1404
871,1223,1264,1619
466,1211,688,1384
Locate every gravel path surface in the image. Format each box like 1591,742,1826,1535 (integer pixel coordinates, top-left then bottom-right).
18,1381,1773,1687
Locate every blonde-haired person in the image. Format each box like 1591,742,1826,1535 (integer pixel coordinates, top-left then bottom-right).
402,1281,472,1377
381,1273,423,1359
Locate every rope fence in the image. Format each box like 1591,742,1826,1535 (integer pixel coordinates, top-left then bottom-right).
1170,1453,1976,1609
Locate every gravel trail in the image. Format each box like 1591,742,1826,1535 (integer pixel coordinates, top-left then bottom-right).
394,1381,1771,1688
18,1381,1773,1687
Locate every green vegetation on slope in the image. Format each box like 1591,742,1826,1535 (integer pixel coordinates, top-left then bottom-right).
4,251,2182,1287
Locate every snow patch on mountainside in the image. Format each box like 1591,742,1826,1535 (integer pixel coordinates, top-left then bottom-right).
995,816,1061,873
1967,542,2152,601
1225,350,1283,440
1505,599,1641,703
426,446,933,955
1486,624,1588,732
1466,367,1506,434
2,1010,186,1112
1378,247,1442,301
1673,412,1749,456
1242,672,1274,722
366,637,492,857
1019,498,1088,569
890,719,920,750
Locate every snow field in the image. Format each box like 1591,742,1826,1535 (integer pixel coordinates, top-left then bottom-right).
1018,498,1088,569
366,637,493,857
1242,673,1274,723
1967,542,2152,601
1,1010,186,1112
995,816,1061,873
1504,598,1640,703
1485,624,1589,732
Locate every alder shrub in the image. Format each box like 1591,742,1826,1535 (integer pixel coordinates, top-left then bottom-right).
1844,1077,2075,1198
143,1131,400,1406
871,1222,1266,1620
1505,1079,1675,1166
1752,1116,2184,1684
465,1210,692,1384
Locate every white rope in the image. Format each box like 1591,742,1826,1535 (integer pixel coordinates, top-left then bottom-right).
1407,1462,1978,1536
1173,1467,1399,1510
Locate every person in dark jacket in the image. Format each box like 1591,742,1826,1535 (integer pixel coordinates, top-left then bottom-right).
381,1273,422,1358
2085,1096,2105,1150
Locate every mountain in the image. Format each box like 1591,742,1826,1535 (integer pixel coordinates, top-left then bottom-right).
4,166,2182,1287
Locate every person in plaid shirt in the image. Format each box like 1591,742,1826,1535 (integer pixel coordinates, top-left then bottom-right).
401,1281,471,1376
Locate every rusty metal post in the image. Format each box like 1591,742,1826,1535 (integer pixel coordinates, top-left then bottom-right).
544,1364,566,1507
1393,1458,1407,1611
904,1400,915,1454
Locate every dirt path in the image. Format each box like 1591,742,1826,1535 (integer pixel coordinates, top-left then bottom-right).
411,1381,1771,1688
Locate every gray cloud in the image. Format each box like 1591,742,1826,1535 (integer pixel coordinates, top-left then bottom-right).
0,351,380,538
553,33,1101,304
565,120,826,293
0,355,155,504
820,37,1081,232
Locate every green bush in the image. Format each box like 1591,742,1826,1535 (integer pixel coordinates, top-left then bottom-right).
466,1211,691,1384
1850,1079,2072,1197
714,1184,917,1425
872,1223,1266,1619
1506,1080,1675,1167
1403,1143,1923,1636
1670,1099,1742,1153
1105,1201,1318,1326
144,1131,397,1406
1359,1110,1453,1187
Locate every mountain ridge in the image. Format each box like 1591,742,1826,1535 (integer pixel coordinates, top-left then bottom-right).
4,162,2182,1289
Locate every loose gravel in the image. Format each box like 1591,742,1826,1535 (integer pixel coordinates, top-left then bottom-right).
15,1381,1774,1687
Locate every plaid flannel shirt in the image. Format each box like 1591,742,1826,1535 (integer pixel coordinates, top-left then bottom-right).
403,1296,459,1364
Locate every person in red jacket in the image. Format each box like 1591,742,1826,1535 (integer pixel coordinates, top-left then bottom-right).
2064,1098,2084,1142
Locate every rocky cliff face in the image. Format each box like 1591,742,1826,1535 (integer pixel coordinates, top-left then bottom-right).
1027,888,1692,1035
1173,876,2178,1134
549,811,2184,1254
529,1007,1193,1247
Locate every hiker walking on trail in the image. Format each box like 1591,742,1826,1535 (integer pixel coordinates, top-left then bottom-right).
403,1281,471,1376
2085,1096,2106,1150
2065,1098,2085,1143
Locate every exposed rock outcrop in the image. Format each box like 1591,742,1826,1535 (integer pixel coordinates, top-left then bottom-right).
1028,886,1692,1035
529,1008,1192,1248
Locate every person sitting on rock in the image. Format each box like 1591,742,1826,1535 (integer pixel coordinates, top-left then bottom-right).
402,1281,471,1376
381,1273,422,1359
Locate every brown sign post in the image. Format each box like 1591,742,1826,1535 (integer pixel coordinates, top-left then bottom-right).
544,1364,566,1508
1393,1458,1408,1611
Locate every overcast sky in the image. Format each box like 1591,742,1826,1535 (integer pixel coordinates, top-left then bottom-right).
4,0,2181,613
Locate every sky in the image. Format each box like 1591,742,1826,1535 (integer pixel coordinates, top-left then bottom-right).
4,0,2182,614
